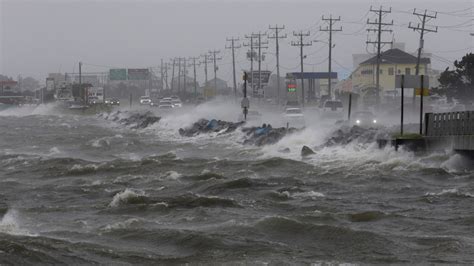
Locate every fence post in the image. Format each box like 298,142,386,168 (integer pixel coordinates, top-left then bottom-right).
424,113,430,136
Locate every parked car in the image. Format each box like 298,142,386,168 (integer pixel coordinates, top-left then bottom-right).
283,107,305,128
158,100,174,109
321,100,344,119
104,98,120,105
322,100,343,112
171,99,183,108
139,96,152,105
88,96,101,104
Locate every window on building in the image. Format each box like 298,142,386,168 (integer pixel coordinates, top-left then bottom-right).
361,70,373,75
388,67,394,75
405,68,411,75
379,69,383,74
398,69,401,74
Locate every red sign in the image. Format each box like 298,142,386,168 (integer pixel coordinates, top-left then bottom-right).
287,84,297,88
0,80,18,86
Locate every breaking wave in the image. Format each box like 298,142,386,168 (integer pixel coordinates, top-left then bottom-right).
109,188,148,207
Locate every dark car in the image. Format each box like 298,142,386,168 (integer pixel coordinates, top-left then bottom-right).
351,111,377,126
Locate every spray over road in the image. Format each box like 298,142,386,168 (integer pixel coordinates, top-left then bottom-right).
1,101,474,264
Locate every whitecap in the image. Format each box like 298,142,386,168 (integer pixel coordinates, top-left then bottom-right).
101,218,142,232
160,171,182,180
293,191,325,199
109,188,146,207
425,188,474,198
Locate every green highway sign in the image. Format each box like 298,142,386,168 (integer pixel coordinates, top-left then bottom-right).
109,69,127,81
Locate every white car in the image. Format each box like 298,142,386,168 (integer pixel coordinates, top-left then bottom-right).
139,96,152,105
171,99,183,108
284,107,305,128
322,100,344,119
158,100,174,109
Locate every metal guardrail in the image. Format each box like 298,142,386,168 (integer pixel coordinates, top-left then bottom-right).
425,111,474,136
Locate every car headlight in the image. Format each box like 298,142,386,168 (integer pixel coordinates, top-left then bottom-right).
373,119,377,123
356,120,360,124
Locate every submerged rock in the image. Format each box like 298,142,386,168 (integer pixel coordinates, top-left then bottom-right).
101,111,161,129
179,119,245,137
179,119,300,147
242,126,299,146
321,125,389,148
301,145,315,157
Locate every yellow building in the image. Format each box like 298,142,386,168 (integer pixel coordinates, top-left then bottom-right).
352,48,430,94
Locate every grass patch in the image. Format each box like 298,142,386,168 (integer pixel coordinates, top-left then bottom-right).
392,133,423,139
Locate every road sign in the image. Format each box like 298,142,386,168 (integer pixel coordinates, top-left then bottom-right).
128,69,149,80
287,83,297,92
109,69,127,81
246,71,272,85
46,77,55,91
395,75,429,89
415,88,430,96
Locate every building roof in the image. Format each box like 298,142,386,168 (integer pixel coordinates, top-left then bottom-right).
360,48,430,65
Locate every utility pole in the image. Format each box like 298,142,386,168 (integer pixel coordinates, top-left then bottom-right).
183,57,187,96
244,35,256,96
226,37,241,98
200,54,211,86
171,58,176,91
409,9,438,104
79,61,82,85
253,32,268,99
367,6,393,107
164,62,170,90
177,57,182,95
209,50,222,95
189,56,199,99
320,15,342,99
268,25,287,105
291,31,312,107
160,59,164,92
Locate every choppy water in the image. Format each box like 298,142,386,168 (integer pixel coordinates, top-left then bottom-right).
1,102,474,264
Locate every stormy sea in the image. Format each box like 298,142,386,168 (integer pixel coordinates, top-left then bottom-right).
1,100,473,264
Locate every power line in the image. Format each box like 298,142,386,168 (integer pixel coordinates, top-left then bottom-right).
408,8,439,105
291,30,312,107
268,24,287,104
188,56,199,99
200,54,212,86
208,50,222,93
320,14,342,98
366,5,393,106
225,37,241,98
243,34,257,92
250,32,268,98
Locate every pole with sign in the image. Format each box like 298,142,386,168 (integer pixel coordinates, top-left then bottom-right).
419,75,424,135
241,72,249,120
347,93,352,121
400,75,405,136
395,74,429,136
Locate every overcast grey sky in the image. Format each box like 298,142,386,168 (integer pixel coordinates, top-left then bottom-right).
1,0,473,84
